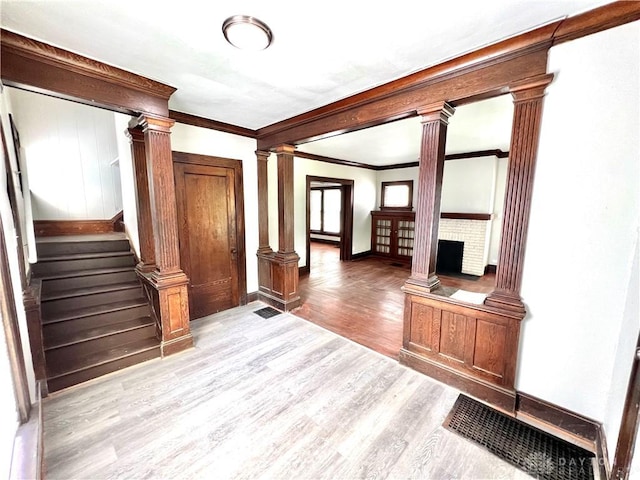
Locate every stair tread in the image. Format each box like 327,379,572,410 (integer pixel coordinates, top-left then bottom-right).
42,298,149,324
46,337,160,379
37,266,135,281
44,316,154,350
38,250,133,262
42,281,141,301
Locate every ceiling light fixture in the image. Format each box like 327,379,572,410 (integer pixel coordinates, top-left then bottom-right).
222,15,273,51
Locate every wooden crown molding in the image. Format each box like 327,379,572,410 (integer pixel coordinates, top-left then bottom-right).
293,150,377,170
255,2,640,150
552,1,640,46
169,110,257,138
1,29,175,99
295,149,509,171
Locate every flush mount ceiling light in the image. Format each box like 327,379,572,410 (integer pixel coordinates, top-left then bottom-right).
222,15,273,51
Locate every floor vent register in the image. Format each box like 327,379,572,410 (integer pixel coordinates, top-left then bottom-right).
444,394,595,480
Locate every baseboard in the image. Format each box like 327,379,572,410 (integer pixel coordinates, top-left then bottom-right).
299,265,310,276
595,424,610,480
516,391,610,477
351,250,372,260
516,392,600,449
399,348,517,413
247,291,259,302
309,237,340,246
258,291,301,312
10,381,43,480
484,264,497,274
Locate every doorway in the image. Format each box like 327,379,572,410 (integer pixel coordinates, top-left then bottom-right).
173,151,247,319
305,175,354,274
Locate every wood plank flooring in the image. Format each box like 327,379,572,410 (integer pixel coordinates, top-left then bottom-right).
43,302,527,479
295,243,496,359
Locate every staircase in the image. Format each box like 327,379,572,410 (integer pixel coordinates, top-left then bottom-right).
34,234,160,392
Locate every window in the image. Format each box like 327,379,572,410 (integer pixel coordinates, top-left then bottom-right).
380,180,413,210
310,187,342,235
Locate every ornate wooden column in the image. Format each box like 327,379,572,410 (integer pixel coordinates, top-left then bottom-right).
256,150,273,255
126,124,155,272
133,113,193,356
404,102,455,293
257,144,300,311
485,73,554,313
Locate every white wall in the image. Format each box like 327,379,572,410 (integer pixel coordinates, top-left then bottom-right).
8,88,122,220
288,157,377,267
113,113,140,257
376,155,507,266
170,124,259,293
518,20,639,463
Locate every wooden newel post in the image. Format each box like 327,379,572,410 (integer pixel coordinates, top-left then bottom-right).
126,124,155,272
133,113,193,356
485,73,554,313
404,101,455,293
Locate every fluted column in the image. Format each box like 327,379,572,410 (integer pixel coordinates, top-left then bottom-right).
485,73,554,313
275,144,296,256
257,144,300,311
256,150,273,255
133,113,192,356
404,102,455,293
126,125,155,272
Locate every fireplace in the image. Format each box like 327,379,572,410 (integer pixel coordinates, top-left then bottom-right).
437,214,492,276
437,240,464,274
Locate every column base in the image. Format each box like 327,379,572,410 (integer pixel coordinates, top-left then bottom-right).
484,290,526,315
136,262,156,274
403,273,441,295
257,250,300,312
138,269,193,356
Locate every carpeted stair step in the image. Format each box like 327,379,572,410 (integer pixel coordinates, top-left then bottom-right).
39,266,138,294
42,298,151,338
36,238,130,257
46,337,161,393
41,281,143,317
32,251,136,276
44,316,156,365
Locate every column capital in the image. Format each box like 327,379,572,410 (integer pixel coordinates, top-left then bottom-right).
273,144,296,155
417,101,455,124
133,113,175,133
256,150,270,162
125,126,144,143
509,73,555,102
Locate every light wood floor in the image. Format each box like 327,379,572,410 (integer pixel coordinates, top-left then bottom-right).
296,243,496,359
43,302,528,479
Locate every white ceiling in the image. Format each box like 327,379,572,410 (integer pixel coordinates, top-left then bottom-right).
298,95,514,166
0,0,609,131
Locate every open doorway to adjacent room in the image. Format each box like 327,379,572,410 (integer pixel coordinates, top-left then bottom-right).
294,94,513,359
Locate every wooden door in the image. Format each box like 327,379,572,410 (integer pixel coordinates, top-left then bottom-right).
174,162,239,319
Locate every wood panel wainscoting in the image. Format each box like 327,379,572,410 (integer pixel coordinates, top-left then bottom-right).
399,294,521,412
34,211,124,237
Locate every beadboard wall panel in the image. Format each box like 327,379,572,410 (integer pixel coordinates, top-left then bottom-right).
8,87,122,221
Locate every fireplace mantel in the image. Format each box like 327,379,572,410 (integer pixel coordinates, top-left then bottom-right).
440,212,492,221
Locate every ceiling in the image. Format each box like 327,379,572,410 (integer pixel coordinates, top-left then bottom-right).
298,95,514,166
0,0,609,132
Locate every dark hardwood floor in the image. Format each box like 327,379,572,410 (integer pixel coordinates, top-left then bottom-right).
295,242,496,359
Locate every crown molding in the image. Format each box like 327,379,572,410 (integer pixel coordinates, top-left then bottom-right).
295,149,509,171
169,110,257,138
1,29,175,99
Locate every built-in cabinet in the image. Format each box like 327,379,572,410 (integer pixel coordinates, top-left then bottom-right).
371,210,415,263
